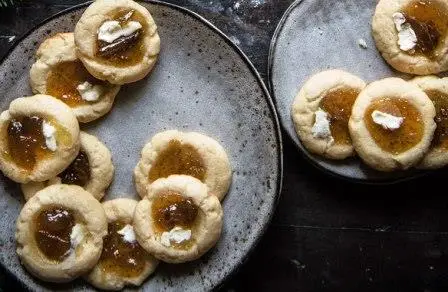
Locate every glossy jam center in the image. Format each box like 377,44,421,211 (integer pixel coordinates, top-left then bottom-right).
46,61,104,107
100,221,147,277
402,0,448,56
6,116,50,171
96,9,146,67
319,87,359,145
364,98,424,154
426,89,448,149
148,140,206,183
34,207,75,262
151,191,198,233
58,150,90,186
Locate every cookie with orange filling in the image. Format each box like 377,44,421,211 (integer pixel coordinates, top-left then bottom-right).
133,175,223,263
372,0,448,74
30,33,120,123
0,95,80,183
134,130,232,201
411,76,448,169
74,0,161,84
86,198,158,290
291,70,366,160
349,78,436,171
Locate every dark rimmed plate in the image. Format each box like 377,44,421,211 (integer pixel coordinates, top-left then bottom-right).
268,0,428,183
0,1,283,290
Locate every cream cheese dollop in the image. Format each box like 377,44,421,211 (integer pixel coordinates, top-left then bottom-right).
160,227,191,247
393,12,417,51
97,20,142,43
42,121,57,151
70,224,85,249
312,108,334,143
117,224,137,243
371,110,404,130
76,81,102,102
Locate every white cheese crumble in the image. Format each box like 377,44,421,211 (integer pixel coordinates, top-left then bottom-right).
160,227,191,247
371,110,404,130
311,108,334,143
76,81,102,102
42,121,57,151
358,38,368,49
117,224,136,243
393,12,417,51
70,224,85,249
97,20,142,43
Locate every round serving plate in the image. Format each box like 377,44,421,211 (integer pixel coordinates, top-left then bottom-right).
269,0,428,183
0,1,283,290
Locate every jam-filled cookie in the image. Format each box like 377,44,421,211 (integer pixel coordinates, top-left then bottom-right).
372,0,448,75
133,175,223,263
74,0,161,84
134,130,232,201
21,131,114,201
0,95,80,183
291,70,366,159
411,76,448,169
349,78,436,171
86,198,158,290
15,184,107,283
30,33,120,123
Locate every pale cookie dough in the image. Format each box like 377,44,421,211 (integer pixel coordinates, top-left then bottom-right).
30,32,120,123
21,131,114,201
133,175,223,264
134,130,232,201
291,69,366,159
74,0,161,84
86,198,158,290
349,78,436,171
411,75,448,169
15,184,107,283
0,95,80,183
372,0,448,75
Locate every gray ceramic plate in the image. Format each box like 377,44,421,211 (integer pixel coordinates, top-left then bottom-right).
269,0,426,183
0,1,282,291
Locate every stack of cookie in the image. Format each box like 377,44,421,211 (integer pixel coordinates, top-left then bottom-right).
0,0,232,290
292,0,448,172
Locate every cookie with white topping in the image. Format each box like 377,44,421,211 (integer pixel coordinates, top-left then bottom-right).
372,0,448,75
0,95,80,183
349,77,436,171
291,69,366,160
133,175,223,264
86,198,158,290
74,0,161,84
15,184,107,283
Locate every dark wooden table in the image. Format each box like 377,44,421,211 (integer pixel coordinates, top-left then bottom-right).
1,1,448,291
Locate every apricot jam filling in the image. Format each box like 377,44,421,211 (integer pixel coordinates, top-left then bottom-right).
151,191,198,249
46,61,106,107
364,97,424,154
96,9,146,67
6,116,51,171
319,87,359,145
402,0,448,57
99,221,147,277
58,150,90,187
148,140,206,183
425,89,448,149
34,207,75,262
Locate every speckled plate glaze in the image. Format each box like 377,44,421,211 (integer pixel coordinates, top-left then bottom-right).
268,0,426,183
0,1,282,290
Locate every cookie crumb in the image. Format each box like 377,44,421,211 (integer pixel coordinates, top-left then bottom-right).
358,38,368,49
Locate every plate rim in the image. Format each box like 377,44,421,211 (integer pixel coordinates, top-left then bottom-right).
267,0,429,185
0,0,284,289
